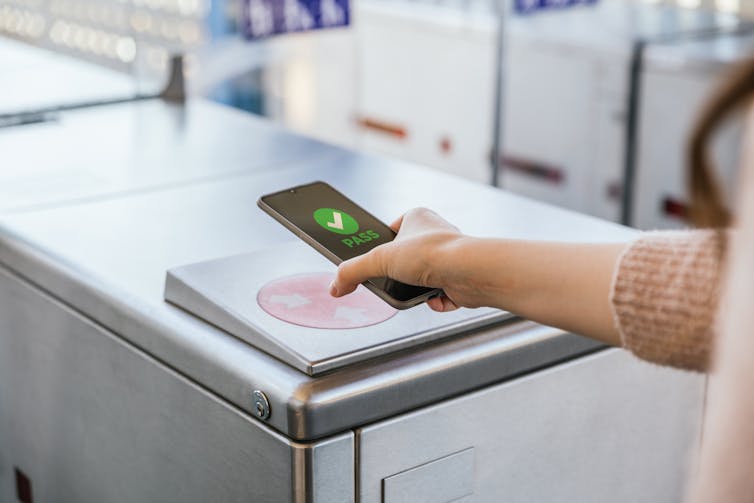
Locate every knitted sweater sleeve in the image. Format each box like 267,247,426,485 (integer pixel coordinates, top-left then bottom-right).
609,230,724,372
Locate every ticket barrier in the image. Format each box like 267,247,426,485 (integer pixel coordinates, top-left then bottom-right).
0,97,704,502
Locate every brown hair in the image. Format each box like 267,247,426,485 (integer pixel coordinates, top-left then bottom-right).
688,57,754,228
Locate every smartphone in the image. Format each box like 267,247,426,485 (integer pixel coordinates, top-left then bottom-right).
257,181,443,309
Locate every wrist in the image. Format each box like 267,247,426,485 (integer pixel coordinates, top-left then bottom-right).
434,235,479,286
435,236,517,309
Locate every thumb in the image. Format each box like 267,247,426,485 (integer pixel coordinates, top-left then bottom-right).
330,245,391,297
389,214,404,233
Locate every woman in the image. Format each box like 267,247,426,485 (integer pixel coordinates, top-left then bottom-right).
330,58,754,500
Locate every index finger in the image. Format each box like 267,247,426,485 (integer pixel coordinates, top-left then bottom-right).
330,244,392,297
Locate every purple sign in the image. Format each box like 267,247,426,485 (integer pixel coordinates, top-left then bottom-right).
242,0,349,39
515,0,598,14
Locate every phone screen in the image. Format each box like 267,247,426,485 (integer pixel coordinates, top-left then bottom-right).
260,181,437,303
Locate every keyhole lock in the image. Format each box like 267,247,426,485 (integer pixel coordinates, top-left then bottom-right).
252,390,271,420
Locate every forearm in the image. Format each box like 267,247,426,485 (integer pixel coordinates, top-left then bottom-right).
439,237,627,346
333,208,722,370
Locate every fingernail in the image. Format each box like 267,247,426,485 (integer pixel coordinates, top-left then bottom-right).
329,281,338,297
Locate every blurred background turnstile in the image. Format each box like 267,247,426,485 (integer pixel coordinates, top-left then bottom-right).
3,0,754,229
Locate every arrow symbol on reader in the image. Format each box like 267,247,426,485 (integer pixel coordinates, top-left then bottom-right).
269,294,312,309
326,211,344,230
334,306,369,324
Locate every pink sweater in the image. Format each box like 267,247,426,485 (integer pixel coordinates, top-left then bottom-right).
611,230,724,372
611,229,752,502
610,107,754,500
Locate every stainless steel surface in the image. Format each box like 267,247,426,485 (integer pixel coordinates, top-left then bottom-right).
0,229,604,442
0,265,354,502
382,448,475,503
358,348,704,503
0,98,339,214
0,124,633,439
165,242,511,375
0,104,636,439
297,432,355,503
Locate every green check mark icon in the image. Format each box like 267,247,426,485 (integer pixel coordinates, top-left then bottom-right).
313,208,359,235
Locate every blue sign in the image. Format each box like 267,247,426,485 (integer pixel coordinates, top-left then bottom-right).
242,0,349,39
515,0,598,14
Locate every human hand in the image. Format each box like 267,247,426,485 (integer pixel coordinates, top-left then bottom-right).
329,207,465,312
332,207,628,345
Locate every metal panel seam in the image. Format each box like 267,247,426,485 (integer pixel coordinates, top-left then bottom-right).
354,428,361,503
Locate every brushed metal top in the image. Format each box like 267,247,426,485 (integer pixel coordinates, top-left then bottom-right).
0,98,636,440
165,242,512,375
0,98,339,214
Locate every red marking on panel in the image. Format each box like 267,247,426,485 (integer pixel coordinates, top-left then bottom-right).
15,468,33,503
499,154,564,184
662,196,688,220
356,117,407,139
439,136,452,155
607,182,622,201
257,273,396,329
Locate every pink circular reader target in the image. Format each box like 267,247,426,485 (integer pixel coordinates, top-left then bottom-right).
257,272,397,329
